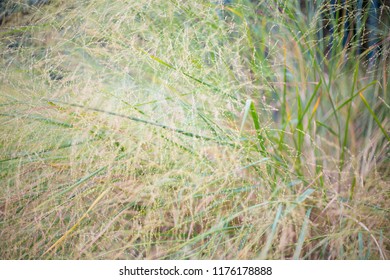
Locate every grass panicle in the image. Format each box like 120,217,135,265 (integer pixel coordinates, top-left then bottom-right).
0,0,388,259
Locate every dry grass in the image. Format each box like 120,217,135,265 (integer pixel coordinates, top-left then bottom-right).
0,0,389,259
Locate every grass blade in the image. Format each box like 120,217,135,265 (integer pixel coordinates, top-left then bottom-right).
293,207,313,259
259,204,284,259
359,93,390,142
249,100,267,154
42,186,112,257
240,99,253,134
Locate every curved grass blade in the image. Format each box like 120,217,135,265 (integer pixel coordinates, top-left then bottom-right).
42,186,112,257
359,93,390,142
293,207,312,259
240,99,252,134
44,99,235,146
0,113,73,128
259,204,284,259
249,100,267,154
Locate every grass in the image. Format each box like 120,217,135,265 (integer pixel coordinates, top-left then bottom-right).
0,0,389,259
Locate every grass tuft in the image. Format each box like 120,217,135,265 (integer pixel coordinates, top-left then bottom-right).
0,0,388,259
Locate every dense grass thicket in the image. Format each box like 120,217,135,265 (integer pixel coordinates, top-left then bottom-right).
0,0,389,259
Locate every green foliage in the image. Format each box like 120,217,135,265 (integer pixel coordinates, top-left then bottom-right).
0,0,388,259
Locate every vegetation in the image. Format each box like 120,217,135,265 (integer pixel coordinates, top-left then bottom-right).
0,0,388,259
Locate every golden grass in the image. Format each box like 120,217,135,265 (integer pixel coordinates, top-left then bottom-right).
0,0,388,259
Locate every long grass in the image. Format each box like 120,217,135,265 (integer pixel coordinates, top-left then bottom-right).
0,0,389,259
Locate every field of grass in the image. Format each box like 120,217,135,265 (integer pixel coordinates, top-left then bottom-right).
0,0,389,259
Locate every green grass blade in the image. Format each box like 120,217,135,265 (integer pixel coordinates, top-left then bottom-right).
340,63,359,171
358,232,365,260
44,99,235,146
359,93,390,142
0,113,73,128
285,188,315,216
138,47,220,92
297,80,322,128
316,121,338,136
249,100,267,154
240,99,252,134
259,204,283,259
293,207,312,259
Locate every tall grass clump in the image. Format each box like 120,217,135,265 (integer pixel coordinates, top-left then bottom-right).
0,0,388,259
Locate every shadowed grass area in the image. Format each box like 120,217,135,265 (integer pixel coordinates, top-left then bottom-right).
0,0,389,259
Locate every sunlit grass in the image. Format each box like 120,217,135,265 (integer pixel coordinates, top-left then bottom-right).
0,0,388,259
